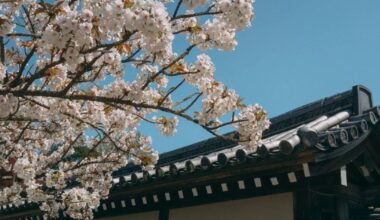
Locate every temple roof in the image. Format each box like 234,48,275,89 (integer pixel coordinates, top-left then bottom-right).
2,85,380,220
110,85,379,187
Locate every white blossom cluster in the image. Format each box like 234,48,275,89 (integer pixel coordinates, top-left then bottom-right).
61,188,100,219
13,157,36,181
0,183,24,207
0,63,4,82
0,16,14,36
46,171,66,190
215,0,255,30
0,94,18,118
0,0,269,219
234,104,271,150
153,116,179,136
183,0,208,9
0,0,27,35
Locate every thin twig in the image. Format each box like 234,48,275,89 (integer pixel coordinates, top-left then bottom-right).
141,44,196,90
158,79,185,106
0,36,4,64
178,92,202,113
172,0,183,18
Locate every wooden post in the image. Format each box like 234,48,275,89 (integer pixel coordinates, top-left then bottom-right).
293,185,320,220
159,207,169,220
337,199,349,220
294,188,312,220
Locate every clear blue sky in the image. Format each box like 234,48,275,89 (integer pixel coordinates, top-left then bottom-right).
148,0,380,153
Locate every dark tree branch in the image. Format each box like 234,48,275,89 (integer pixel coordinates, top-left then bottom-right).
171,5,220,21
46,132,83,170
10,47,36,88
163,70,199,76
173,28,190,35
178,92,202,113
172,11,222,21
158,79,185,106
0,89,242,142
60,52,104,95
22,6,36,34
121,48,141,63
0,36,4,64
141,44,196,90
80,31,136,54
22,58,65,90
14,121,32,144
6,33,41,38
209,119,247,130
70,135,108,171
172,0,183,18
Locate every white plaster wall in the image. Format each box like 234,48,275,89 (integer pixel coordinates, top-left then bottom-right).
99,211,158,220
170,193,293,220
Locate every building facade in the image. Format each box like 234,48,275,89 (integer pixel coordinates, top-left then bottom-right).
2,85,380,220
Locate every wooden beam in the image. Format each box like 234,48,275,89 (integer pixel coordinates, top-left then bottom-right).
363,185,380,206
110,152,315,198
351,156,375,185
337,199,350,220
159,207,169,220
0,209,41,220
364,123,380,175
293,186,319,220
311,139,366,176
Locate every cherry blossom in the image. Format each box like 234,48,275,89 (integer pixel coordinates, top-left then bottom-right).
153,116,179,136
0,0,269,219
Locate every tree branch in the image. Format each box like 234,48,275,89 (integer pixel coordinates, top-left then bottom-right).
0,89,241,142
171,5,221,21
121,48,141,63
22,6,36,34
10,47,36,88
6,33,41,38
172,0,183,18
158,79,185,106
22,58,65,90
0,36,4,64
141,44,196,90
178,92,202,113
80,31,136,54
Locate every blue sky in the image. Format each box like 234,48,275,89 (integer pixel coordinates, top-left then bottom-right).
148,0,380,153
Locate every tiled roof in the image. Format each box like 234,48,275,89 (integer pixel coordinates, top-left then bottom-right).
2,85,380,220
110,85,380,188
112,108,379,188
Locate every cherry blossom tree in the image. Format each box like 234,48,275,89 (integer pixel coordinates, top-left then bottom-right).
0,0,270,219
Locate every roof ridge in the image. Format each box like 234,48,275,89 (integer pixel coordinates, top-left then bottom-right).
113,85,373,175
